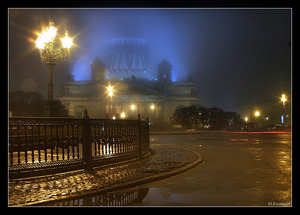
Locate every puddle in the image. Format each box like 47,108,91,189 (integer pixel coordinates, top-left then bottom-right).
41,188,149,206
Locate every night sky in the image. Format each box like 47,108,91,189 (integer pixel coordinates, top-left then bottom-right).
9,8,291,114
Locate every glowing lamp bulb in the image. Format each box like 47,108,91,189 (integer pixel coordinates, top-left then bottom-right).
121,112,126,119
36,33,45,49
47,26,57,40
108,91,113,97
61,31,72,49
281,94,287,103
107,86,113,92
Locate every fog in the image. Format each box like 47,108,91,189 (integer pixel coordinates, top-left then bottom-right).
9,8,291,111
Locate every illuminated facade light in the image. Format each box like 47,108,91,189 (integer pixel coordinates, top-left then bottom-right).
121,112,126,119
131,104,136,110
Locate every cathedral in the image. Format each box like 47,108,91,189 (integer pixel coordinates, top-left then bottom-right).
57,39,200,126
107,38,152,80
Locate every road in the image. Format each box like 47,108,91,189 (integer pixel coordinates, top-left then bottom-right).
43,132,292,206
130,132,292,206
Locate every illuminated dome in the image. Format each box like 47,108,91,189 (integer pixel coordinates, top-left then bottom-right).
106,38,152,80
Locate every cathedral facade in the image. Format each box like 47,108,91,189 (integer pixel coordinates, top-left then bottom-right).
106,38,152,80
57,42,200,126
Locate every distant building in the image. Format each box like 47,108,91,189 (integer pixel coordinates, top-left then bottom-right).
106,38,152,80
57,40,200,126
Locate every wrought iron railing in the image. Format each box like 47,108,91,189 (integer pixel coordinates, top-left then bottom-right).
8,113,150,178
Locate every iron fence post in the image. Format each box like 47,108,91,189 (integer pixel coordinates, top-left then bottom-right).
82,109,92,169
137,114,142,158
146,117,150,153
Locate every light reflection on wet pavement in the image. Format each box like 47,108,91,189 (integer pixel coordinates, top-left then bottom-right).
9,143,198,206
18,132,291,207
109,133,291,206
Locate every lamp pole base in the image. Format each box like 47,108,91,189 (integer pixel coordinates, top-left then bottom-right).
44,100,54,117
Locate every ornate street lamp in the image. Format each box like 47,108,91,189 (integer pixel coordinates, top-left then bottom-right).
36,20,72,115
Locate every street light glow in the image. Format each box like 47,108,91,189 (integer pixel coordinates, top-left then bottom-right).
281,94,287,105
35,20,72,104
36,33,46,49
107,86,113,92
107,85,114,97
254,111,260,117
36,25,57,49
36,21,72,50
61,31,72,48
121,112,126,119
47,26,57,40
131,104,136,110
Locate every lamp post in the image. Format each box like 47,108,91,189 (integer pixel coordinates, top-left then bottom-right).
107,85,114,119
280,94,287,124
36,20,72,116
149,104,156,125
130,104,136,119
254,110,261,128
281,94,287,107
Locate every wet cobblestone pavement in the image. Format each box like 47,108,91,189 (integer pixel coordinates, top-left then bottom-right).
9,144,199,206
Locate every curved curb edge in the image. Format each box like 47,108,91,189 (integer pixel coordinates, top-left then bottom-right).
22,149,203,206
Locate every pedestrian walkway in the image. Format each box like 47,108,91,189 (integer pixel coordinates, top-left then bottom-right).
9,144,203,206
